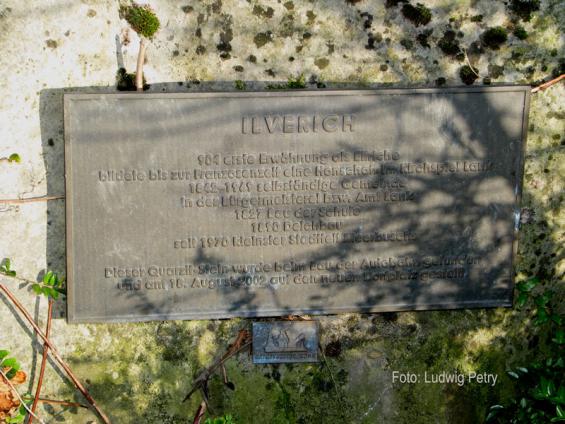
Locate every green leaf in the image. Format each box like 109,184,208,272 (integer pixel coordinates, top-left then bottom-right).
518,277,539,292
516,367,529,374
553,329,565,345
32,284,42,295
7,413,25,423
557,404,565,418
520,397,528,408
43,270,53,284
0,350,9,360
2,357,20,371
4,258,10,270
517,292,529,307
8,153,21,163
42,286,59,299
535,308,550,325
552,315,563,325
553,386,565,405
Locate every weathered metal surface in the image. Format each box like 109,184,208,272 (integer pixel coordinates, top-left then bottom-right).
64,87,530,322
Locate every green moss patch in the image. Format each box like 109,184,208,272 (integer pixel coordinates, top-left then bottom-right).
482,27,508,50
401,3,432,27
122,3,160,38
459,65,479,85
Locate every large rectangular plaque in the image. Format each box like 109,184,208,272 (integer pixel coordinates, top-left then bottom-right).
64,87,530,323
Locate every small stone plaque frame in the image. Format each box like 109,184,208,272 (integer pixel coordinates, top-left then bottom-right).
252,321,319,364
64,87,530,322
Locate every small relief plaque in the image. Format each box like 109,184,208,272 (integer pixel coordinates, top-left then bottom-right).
252,321,318,364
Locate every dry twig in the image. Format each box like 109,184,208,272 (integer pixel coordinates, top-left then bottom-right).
192,400,207,424
0,195,65,205
29,298,53,422
531,74,564,93
0,283,111,424
182,329,252,412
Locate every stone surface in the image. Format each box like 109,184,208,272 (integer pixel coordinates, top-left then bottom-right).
65,88,529,322
0,0,562,422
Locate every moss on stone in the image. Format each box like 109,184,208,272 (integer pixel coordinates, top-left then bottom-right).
234,80,246,90
417,29,432,48
116,68,148,91
252,5,274,19
314,57,330,69
122,3,160,38
401,3,432,27
482,26,508,50
513,25,528,40
459,65,479,85
509,0,540,22
253,31,273,48
400,38,414,50
438,29,460,56
488,64,505,79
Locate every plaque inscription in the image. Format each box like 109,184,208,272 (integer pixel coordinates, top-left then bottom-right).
64,87,530,322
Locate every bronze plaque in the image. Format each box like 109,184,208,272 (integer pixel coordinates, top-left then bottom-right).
64,87,530,322
252,321,318,364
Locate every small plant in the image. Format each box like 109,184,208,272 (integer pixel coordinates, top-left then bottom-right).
0,259,109,423
401,3,432,27
266,74,306,90
31,270,66,299
205,414,235,424
482,27,508,50
0,259,16,277
0,154,21,164
486,277,565,423
234,80,246,90
121,3,160,91
0,350,30,424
